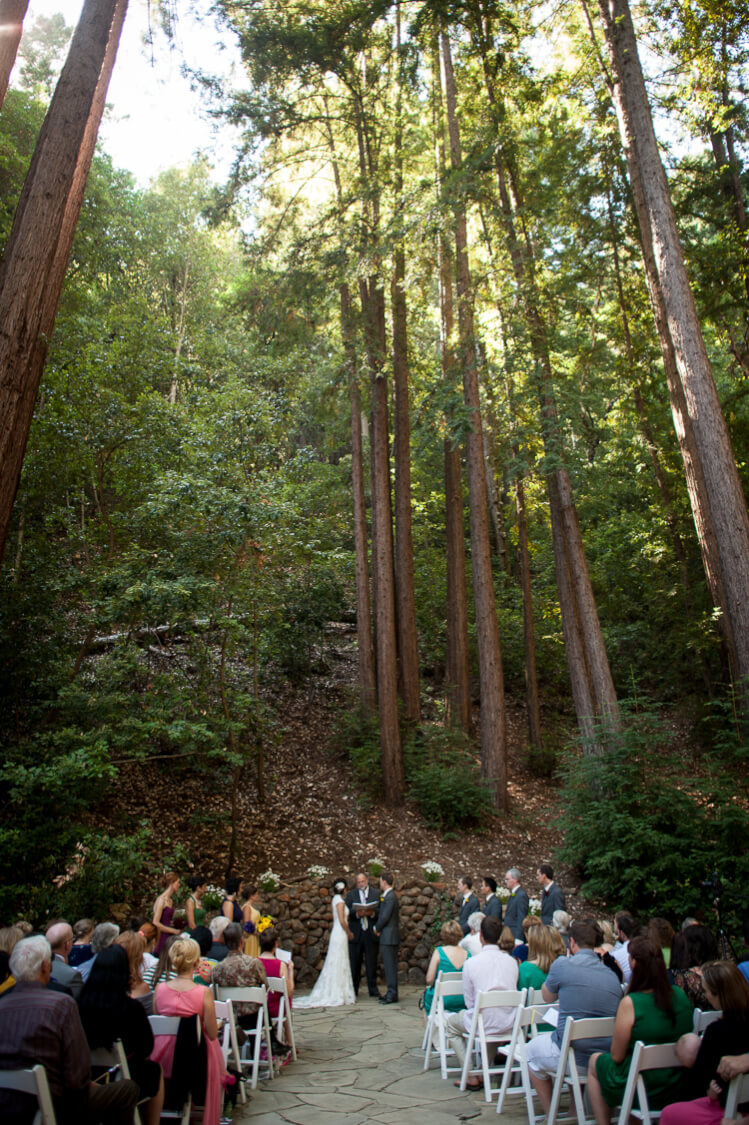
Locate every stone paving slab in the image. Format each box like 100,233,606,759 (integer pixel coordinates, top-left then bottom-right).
231,985,535,1123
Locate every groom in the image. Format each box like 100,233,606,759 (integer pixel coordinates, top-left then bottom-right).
373,871,399,1004
345,872,380,997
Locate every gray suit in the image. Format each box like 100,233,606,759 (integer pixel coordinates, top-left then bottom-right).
375,889,399,1000
483,894,503,923
504,887,529,940
540,882,566,925
50,956,83,999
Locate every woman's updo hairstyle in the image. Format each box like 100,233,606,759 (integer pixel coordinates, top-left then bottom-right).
161,871,179,889
259,927,278,953
225,877,241,896
333,878,347,894
168,937,201,974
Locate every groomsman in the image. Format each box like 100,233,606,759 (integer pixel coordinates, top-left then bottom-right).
481,876,503,922
504,867,530,940
374,871,399,1004
457,876,480,935
538,863,566,925
345,873,380,997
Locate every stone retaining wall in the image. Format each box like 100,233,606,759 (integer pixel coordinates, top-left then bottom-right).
260,879,456,987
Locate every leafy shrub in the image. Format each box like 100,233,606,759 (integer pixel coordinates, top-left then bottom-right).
405,726,494,833
558,704,749,922
336,698,382,804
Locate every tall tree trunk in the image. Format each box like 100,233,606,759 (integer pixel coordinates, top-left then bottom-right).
469,4,619,748
0,0,128,563
441,31,506,809
596,0,749,703
391,0,421,727
341,281,377,712
432,35,472,734
0,0,29,107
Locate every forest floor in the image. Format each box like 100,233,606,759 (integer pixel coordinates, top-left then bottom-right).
98,623,585,913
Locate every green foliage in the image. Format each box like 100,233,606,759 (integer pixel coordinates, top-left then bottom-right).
336,698,383,806
429,891,457,937
558,704,749,921
405,726,494,834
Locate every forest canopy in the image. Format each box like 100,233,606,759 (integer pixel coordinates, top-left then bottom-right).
0,0,748,925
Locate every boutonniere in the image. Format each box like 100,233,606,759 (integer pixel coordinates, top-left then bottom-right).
380,894,384,901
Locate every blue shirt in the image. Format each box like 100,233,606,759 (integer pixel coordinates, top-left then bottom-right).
544,948,622,1048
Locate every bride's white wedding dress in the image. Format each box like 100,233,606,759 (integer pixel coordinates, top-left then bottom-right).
294,893,356,1008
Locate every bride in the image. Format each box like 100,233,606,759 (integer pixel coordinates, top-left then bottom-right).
295,877,356,1007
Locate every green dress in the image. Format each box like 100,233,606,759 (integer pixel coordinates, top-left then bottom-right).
596,987,693,1109
518,961,553,1030
188,894,206,927
423,948,469,1015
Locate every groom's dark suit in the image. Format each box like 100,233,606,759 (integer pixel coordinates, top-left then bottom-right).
345,883,380,996
374,886,399,1002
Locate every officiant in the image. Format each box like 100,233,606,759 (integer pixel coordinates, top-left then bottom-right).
346,872,381,998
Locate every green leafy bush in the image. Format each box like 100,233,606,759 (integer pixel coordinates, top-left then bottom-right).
558,705,749,922
405,726,494,834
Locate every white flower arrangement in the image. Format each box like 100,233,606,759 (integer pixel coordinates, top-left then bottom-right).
528,896,543,917
258,870,280,893
421,860,444,882
306,864,330,880
497,886,511,901
367,857,386,877
201,884,225,911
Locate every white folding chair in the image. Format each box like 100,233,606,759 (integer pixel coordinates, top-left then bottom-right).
724,1070,749,1118
148,1015,192,1125
266,974,297,1060
0,1065,56,1125
90,1040,144,1125
423,976,467,1078
692,1007,722,1033
421,970,463,1053
213,984,274,1089
496,994,558,1121
617,1040,683,1124
458,988,527,1102
214,998,247,1105
547,1014,616,1125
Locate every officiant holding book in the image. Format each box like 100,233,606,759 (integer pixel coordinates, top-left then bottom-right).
346,872,381,998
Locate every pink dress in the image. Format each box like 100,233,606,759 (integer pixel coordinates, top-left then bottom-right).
151,982,224,1125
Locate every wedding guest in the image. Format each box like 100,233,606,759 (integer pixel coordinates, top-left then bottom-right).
0,925,23,995
211,923,267,1028
553,910,571,949
457,876,480,935
481,876,503,921
423,921,469,1017
514,915,543,962
671,925,719,1009
78,922,120,982
504,868,530,940
116,930,153,1013
209,915,230,962
152,872,181,955
500,926,517,954
69,919,95,967
190,926,217,984
648,917,676,968
538,864,566,925
258,927,295,1047
146,935,178,988
518,924,559,993
459,913,485,957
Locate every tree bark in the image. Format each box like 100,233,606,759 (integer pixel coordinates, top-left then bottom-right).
0,0,29,108
391,0,421,727
597,0,749,702
0,0,128,563
441,31,506,809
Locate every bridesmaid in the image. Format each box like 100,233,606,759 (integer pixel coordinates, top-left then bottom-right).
185,877,206,930
242,883,261,958
221,877,243,924
152,872,181,955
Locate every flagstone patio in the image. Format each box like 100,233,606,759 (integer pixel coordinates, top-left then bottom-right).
234,984,534,1123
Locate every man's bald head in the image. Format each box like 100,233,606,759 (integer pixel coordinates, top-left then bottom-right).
45,922,73,956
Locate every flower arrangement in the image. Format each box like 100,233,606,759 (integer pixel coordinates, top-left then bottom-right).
421,860,444,883
367,857,385,877
528,896,542,917
307,864,330,880
497,886,511,902
257,914,274,934
258,870,280,893
201,885,225,912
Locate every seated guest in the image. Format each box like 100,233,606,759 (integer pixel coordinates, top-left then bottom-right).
549,925,567,961
499,926,517,954
660,961,749,1124
670,924,719,1009
0,926,23,995
514,914,543,962
211,922,267,1028
0,935,138,1124
190,926,217,984
422,921,469,1017
68,919,95,968
46,922,84,999
116,930,153,1013
258,927,295,1045
587,936,693,1123
79,944,164,1125
458,912,485,957
552,910,571,949
612,912,638,984
597,920,616,954
146,935,178,988
78,922,120,982
648,917,676,969
518,923,559,993
526,920,623,1116
445,915,519,1089
133,920,159,977
209,915,231,962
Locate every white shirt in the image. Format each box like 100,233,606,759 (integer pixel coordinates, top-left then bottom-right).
612,940,631,983
461,944,519,1034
